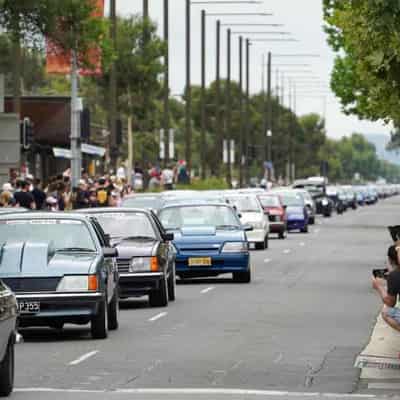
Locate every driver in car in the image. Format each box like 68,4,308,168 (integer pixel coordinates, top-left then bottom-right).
372,244,400,333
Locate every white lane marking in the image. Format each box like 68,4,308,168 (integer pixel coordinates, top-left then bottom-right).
200,286,215,294
264,258,272,263
273,353,283,363
148,312,167,322
68,350,99,366
14,388,376,398
299,242,305,247
283,249,291,254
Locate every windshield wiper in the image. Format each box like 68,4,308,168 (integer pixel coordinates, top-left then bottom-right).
216,224,240,230
118,236,156,241
56,247,95,253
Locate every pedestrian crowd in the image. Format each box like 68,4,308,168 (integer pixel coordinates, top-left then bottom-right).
0,161,190,211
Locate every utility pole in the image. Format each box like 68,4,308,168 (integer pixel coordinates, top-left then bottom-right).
185,0,192,177
245,38,251,185
200,9,206,179
70,51,81,188
109,0,118,172
226,28,232,187
267,51,272,168
163,0,170,165
238,35,244,188
143,0,149,18
215,19,222,178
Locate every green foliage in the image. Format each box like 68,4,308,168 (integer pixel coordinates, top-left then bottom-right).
176,177,229,191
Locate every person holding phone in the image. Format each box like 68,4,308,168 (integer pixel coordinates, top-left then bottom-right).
372,244,400,332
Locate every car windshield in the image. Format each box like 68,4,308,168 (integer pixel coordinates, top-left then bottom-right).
278,193,304,207
91,212,157,239
258,196,280,207
0,219,96,251
159,205,240,230
225,196,260,212
122,196,163,210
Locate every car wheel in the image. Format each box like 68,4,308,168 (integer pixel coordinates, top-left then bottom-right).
167,267,176,301
323,211,332,217
0,338,14,397
149,276,168,307
278,230,287,239
107,290,119,331
264,235,269,249
300,225,309,233
255,241,265,250
308,216,315,225
233,268,251,283
91,297,108,339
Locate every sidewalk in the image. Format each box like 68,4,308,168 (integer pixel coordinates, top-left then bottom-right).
356,313,400,392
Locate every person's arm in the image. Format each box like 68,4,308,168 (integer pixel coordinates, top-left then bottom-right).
372,277,397,307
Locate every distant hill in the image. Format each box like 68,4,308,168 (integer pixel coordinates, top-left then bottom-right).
364,133,400,165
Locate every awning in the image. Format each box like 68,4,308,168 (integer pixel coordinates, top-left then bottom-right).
53,144,106,159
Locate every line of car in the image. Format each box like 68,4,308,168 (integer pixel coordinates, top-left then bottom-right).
0,180,398,396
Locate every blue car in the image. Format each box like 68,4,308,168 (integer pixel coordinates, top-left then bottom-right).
158,203,252,283
275,191,309,233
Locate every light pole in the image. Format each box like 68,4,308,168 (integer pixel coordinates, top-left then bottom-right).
163,0,170,165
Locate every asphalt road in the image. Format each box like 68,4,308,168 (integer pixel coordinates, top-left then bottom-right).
13,198,400,400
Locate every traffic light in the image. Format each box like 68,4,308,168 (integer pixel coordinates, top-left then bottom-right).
80,108,91,141
20,117,34,150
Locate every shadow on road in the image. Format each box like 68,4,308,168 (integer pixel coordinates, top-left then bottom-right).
119,298,149,310
177,277,234,285
19,327,91,342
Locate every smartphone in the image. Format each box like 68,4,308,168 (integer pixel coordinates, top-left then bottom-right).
372,268,389,279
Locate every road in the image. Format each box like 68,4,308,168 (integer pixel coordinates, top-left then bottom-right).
13,198,400,400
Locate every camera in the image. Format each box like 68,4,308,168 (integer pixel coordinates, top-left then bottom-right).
372,268,389,279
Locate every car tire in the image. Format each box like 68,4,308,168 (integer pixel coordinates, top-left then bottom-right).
309,216,315,225
255,241,265,250
167,267,176,301
233,268,251,283
264,235,269,249
149,276,168,307
300,225,309,233
107,291,119,331
0,338,14,397
91,297,108,340
278,230,287,239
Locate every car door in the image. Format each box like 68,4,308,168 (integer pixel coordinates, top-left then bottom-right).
151,212,174,276
0,280,16,361
90,219,116,302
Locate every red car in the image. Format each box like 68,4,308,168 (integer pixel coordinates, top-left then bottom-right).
258,194,287,239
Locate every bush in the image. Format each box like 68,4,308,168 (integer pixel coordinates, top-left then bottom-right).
175,177,229,191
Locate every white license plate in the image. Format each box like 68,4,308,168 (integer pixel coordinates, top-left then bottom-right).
18,301,40,314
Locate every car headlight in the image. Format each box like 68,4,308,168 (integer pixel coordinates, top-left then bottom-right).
129,256,159,272
221,242,248,253
321,199,329,206
56,275,98,292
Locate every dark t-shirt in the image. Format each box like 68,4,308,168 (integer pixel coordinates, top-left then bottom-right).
14,191,34,209
387,269,400,298
31,188,46,210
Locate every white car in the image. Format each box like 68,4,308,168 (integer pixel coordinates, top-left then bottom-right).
224,194,269,250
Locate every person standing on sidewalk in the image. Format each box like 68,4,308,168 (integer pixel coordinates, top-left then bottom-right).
372,245,400,332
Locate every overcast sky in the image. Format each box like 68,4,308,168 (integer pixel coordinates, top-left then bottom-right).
111,0,391,139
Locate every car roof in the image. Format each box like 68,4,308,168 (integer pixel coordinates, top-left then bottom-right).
123,193,163,199
74,207,151,215
161,202,233,210
0,211,91,222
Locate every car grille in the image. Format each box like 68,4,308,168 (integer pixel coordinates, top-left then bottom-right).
2,277,61,293
117,259,131,274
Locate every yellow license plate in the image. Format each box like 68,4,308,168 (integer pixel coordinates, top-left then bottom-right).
188,257,212,267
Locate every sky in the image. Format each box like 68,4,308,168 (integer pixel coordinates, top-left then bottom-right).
110,0,391,139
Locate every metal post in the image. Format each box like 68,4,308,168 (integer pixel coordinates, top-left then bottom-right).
70,51,81,188
0,74,4,113
215,19,222,177
185,0,192,176
143,0,149,18
245,38,251,184
109,0,117,170
200,9,206,179
226,28,232,187
238,36,244,187
267,51,272,165
163,0,170,164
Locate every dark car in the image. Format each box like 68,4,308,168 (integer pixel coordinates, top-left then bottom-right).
258,194,287,239
274,191,309,233
0,280,17,397
76,208,176,307
0,212,119,339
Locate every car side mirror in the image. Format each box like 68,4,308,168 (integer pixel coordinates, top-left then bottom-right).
103,247,118,258
104,234,111,246
283,205,287,210
237,213,242,218
162,233,174,241
242,224,253,232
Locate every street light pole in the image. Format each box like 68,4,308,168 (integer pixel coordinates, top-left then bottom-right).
163,0,170,165
215,19,222,177
226,28,232,187
185,0,192,176
266,51,272,167
239,35,244,187
245,38,251,185
200,9,206,179
109,0,117,171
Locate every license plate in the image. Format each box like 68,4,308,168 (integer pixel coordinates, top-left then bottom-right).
18,301,40,314
188,257,212,267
